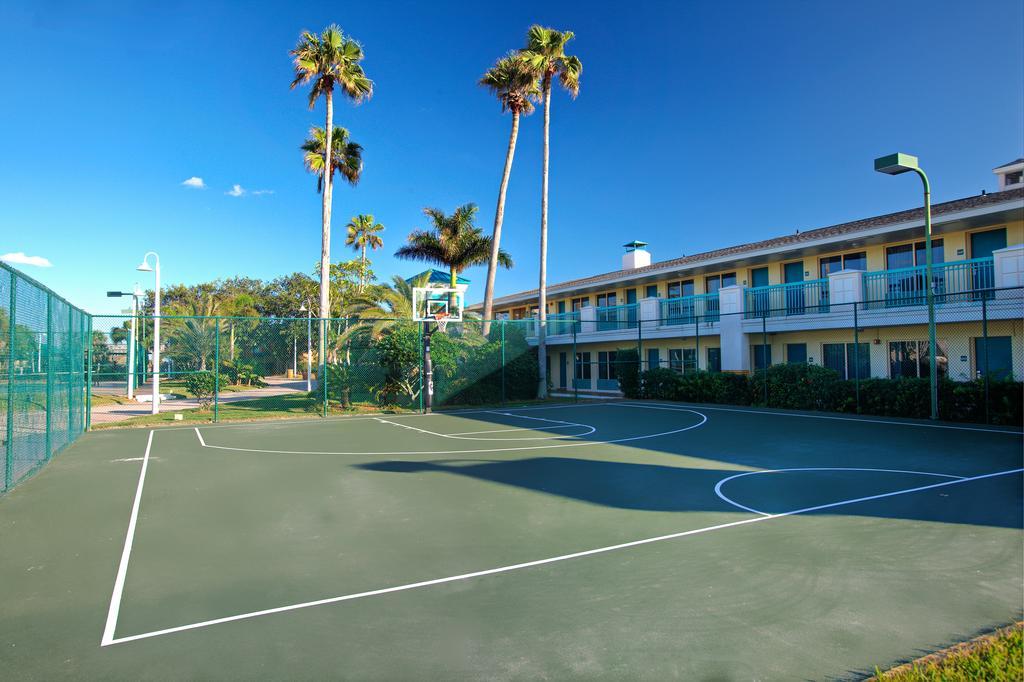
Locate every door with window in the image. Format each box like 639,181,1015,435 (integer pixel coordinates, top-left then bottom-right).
749,267,770,317
786,343,807,364
625,288,638,328
666,280,694,324
784,261,804,315
888,340,948,379
704,273,734,321
974,336,1012,380
707,347,721,372
574,352,592,389
558,351,567,388
596,292,617,331
646,348,660,370
823,342,870,380
884,240,944,306
597,351,619,390
970,228,1006,296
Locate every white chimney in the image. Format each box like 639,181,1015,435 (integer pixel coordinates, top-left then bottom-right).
622,241,651,270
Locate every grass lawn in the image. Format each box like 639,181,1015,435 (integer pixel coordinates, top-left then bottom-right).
873,623,1022,681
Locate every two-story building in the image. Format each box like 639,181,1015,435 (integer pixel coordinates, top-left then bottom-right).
472,160,1024,395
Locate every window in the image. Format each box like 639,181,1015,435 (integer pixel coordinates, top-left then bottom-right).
705,273,736,294
886,240,944,269
645,284,659,298
707,347,721,372
819,252,867,278
646,348,660,369
667,280,694,299
974,336,1013,380
596,292,616,307
1004,170,1023,186
786,343,807,364
823,343,870,380
888,340,948,379
752,344,772,370
598,351,618,380
683,348,697,372
669,349,683,373
571,297,590,311
575,352,592,379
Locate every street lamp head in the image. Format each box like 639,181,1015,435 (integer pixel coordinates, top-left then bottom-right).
106,291,125,298
299,303,307,312
136,261,153,272
874,152,920,176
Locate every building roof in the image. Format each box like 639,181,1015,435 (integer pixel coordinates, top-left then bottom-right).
405,269,471,286
478,187,1024,309
993,158,1024,171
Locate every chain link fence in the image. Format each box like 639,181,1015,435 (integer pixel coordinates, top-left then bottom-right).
1,263,89,493
560,286,1023,425
88,315,540,425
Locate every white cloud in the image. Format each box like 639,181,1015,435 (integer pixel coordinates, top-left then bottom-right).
226,184,245,197
1,252,53,267
252,189,275,196
181,176,206,189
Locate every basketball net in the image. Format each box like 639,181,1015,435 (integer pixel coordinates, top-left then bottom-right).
433,312,451,334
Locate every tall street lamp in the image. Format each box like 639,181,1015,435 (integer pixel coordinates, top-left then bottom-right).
137,252,161,414
875,153,938,420
299,302,313,392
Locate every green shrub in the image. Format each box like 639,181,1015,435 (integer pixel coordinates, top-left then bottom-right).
616,348,641,398
641,368,683,400
183,371,217,409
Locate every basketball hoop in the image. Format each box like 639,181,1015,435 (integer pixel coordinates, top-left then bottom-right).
433,312,451,334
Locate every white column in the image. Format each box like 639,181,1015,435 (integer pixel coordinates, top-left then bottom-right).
827,269,865,306
639,297,659,331
580,305,596,334
993,244,1024,299
718,285,749,372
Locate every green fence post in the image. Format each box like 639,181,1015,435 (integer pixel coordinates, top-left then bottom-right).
853,302,861,413
637,309,643,374
86,316,93,431
981,296,990,424
418,321,424,414
695,313,700,371
45,294,52,459
66,306,73,440
6,274,17,491
572,321,578,404
214,316,220,423
500,320,506,406
761,315,768,406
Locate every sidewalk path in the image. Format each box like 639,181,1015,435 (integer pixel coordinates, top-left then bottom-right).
90,376,308,424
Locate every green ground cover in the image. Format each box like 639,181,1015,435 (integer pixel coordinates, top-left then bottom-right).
874,623,1022,680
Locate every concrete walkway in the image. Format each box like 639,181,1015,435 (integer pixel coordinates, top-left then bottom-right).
90,376,309,424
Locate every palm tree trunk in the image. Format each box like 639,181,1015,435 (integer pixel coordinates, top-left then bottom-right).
482,109,521,337
319,89,334,371
360,243,367,290
537,80,552,399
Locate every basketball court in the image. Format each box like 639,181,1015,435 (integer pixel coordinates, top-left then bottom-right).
1,401,1021,678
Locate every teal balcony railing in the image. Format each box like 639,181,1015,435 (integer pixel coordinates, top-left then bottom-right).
547,311,580,335
659,293,720,325
744,279,829,319
595,303,640,331
862,257,995,309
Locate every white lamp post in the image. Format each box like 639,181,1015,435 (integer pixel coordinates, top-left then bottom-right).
299,302,313,392
137,252,161,414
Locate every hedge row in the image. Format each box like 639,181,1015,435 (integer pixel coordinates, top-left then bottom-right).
623,361,1023,426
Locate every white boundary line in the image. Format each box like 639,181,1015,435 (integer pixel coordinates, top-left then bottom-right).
101,430,154,647
375,411,597,441
194,407,707,456
102,466,1024,646
617,401,1024,435
713,467,967,516
449,424,581,436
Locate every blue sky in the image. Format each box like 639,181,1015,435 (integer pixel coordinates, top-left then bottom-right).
1,1,1021,314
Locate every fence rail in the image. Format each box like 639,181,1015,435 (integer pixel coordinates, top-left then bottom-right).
745,279,829,318
863,257,995,310
659,292,720,324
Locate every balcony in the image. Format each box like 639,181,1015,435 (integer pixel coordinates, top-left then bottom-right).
659,293,720,324
862,257,995,310
744,279,829,319
595,303,639,331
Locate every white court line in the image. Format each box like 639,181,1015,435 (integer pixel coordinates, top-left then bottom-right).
617,401,1024,435
713,467,968,516
101,430,154,647
449,424,581,436
194,427,206,446
193,407,706,455
375,414,596,441
103,466,1024,646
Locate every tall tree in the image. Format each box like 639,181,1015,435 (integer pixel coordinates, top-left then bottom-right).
519,25,581,398
290,25,372,361
478,55,539,335
394,204,513,310
345,214,385,290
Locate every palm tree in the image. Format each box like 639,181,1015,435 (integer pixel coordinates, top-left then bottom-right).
519,25,581,398
290,25,373,361
394,204,513,313
345,214,385,290
478,55,540,336
346,272,431,339
300,126,364,195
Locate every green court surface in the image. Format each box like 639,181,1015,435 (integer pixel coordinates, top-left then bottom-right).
1,402,1021,679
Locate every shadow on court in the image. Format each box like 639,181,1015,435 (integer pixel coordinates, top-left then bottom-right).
358,456,1023,529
